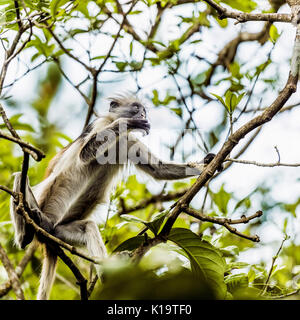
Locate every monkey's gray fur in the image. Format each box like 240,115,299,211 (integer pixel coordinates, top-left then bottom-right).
10,94,217,300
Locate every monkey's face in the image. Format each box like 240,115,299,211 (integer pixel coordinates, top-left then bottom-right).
109,99,150,135
110,100,147,119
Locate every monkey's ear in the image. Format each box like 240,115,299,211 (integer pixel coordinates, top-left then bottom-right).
109,101,119,111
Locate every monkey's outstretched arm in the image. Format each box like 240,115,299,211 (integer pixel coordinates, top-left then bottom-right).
127,136,210,180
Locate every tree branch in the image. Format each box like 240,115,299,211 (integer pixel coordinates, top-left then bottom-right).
261,235,289,295
226,158,300,168
203,0,292,23
0,242,37,298
183,206,262,242
0,243,25,300
83,0,139,128
0,107,45,161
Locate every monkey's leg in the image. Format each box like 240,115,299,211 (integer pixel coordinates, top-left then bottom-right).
10,172,54,249
53,220,107,278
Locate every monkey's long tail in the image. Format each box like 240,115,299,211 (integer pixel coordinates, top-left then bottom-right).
37,245,58,300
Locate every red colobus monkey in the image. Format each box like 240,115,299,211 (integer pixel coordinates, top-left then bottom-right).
10,94,219,300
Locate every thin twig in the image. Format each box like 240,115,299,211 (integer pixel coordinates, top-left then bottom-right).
226,158,300,168
183,206,262,242
261,235,289,295
0,185,16,197
0,108,45,161
83,0,139,128
0,241,37,298
0,243,25,300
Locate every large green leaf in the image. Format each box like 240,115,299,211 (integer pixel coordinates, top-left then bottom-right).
168,228,227,298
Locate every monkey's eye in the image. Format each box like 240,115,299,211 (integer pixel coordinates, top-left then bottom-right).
110,101,119,110
132,103,140,113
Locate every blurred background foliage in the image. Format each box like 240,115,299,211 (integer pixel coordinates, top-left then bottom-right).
0,0,299,300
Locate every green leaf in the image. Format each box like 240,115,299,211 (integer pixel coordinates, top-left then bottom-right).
193,72,206,86
283,217,288,234
225,90,236,113
284,201,299,218
144,210,168,235
225,273,249,293
211,93,226,108
115,61,128,71
269,25,280,44
113,235,145,252
220,245,239,257
227,261,250,270
121,210,168,236
215,17,228,28
170,107,182,117
120,214,146,224
90,55,106,61
248,268,256,283
129,41,133,56
0,114,34,132
236,92,245,105
234,196,251,212
221,0,257,13
209,184,232,215
0,0,12,6
168,228,227,298
229,62,241,79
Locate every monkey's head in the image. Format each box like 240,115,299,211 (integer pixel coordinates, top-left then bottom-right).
108,94,150,134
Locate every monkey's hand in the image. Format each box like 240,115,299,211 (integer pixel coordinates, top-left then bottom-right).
114,118,150,135
31,208,54,233
203,153,223,172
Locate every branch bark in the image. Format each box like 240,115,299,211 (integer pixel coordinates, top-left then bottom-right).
203,0,293,23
